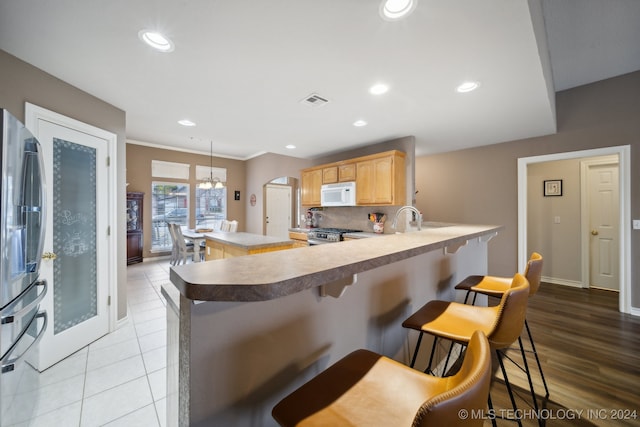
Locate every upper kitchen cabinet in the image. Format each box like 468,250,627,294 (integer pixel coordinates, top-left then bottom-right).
301,150,406,207
356,151,406,206
322,163,356,184
301,168,322,206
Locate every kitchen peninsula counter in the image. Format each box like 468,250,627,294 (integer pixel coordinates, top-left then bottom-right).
165,223,502,427
171,224,501,301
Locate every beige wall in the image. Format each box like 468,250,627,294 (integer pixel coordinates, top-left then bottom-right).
0,49,129,320
527,158,587,283
244,153,313,234
415,70,640,308
126,143,246,258
243,137,416,235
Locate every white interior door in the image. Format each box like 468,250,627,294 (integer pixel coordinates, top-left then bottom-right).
25,107,112,371
265,184,291,238
588,163,619,291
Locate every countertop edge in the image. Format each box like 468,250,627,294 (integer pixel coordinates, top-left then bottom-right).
171,224,503,302
203,232,293,250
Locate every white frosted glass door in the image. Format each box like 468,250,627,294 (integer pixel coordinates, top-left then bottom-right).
26,117,110,372
52,138,98,333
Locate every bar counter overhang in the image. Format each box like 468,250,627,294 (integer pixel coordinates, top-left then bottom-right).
164,223,502,427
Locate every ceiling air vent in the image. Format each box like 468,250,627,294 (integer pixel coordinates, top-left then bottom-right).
300,93,329,107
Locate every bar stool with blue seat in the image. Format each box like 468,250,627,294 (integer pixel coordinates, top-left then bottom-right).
272,330,492,427
455,252,548,399
402,273,532,427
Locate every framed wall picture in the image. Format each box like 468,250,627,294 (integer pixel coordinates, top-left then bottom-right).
544,179,563,197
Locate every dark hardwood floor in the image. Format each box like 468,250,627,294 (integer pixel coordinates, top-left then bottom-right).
485,283,640,426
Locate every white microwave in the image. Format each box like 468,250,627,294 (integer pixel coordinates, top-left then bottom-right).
321,182,357,207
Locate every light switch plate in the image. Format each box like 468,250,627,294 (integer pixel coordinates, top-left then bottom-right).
633,220,640,230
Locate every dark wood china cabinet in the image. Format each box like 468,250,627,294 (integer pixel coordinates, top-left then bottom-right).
126,192,144,265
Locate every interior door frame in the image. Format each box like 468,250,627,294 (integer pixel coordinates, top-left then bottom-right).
517,145,631,315
580,156,619,291
263,183,292,238
25,103,119,331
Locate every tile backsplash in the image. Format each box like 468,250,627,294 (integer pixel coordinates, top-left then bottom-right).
304,206,412,234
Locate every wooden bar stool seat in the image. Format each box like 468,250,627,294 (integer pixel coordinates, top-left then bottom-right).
272,330,492,427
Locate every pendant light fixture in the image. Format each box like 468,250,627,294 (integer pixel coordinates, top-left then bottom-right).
199,140,225,189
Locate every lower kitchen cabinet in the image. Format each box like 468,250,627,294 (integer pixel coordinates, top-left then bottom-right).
288,231,309,248
205,239,294,260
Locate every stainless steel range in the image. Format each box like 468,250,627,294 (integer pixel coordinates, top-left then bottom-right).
307,228,362,245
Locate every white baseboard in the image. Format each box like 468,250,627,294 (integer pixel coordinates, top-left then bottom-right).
143,255,171,262
543,276,640,316
541,276,585,288
116,314,129,330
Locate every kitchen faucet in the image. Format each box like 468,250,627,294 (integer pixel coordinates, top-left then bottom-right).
392,206,423,231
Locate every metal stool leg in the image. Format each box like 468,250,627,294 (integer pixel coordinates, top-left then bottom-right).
463,289,472,304
488,393,498,427
497,350,523,427
518,336,542,426
525,318,550,398
425,336,439,375
409,332,424,368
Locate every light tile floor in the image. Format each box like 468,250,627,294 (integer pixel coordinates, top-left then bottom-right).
10,259,173,427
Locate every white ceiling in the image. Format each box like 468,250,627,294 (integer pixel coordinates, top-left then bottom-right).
1,0,639,160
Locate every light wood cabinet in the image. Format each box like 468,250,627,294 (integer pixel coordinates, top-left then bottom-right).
338,163,356,181
356,152,405,206
301,168,323,206
322,167,338,184
289,231,309,248
205,239,294,260
322,163,356,184
301,150,405,207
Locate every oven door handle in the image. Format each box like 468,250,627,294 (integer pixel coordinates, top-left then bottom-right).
1,310,47,374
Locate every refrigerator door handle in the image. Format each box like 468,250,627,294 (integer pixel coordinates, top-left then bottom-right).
0,280,47,323
1,310,47,374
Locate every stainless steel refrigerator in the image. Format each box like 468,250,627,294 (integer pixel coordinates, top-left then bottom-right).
0,109,48,425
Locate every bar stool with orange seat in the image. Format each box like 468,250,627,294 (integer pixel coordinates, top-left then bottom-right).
402,273,531,427
272,330,492,427
455,252,548,399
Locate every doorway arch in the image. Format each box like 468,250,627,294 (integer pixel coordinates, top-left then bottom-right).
262,176,299,237
517,145,631,314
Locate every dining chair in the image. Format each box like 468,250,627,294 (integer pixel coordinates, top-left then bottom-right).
172,224,195,265
166,222,178,265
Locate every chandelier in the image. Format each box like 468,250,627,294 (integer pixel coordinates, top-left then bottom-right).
199,140,225,189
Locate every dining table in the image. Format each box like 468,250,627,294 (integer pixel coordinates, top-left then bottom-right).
181,229,208,262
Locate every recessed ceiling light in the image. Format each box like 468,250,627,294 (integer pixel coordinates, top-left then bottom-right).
178,119,196,127
138,30,174,52
353,120,368,127
456,81,480,93
380,0,417,21
286,144,296,149
369,83,389,95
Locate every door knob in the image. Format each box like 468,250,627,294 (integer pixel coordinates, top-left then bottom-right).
591,230,599,236
42,252,57,260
